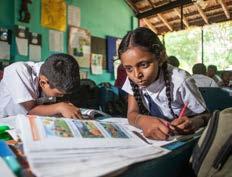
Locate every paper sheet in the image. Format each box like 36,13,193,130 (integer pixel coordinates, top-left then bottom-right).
49,30,64,52
16,37,28,56
91,54,103,74
29,45,41,61
0,41,10,60
68,5,80,27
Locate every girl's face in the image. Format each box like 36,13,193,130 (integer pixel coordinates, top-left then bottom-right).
120,47,160,87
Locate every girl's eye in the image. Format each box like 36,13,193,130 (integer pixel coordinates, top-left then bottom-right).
140,62,149,68
125,66,133,73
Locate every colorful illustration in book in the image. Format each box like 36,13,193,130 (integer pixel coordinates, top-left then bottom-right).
72,120,104,138
100,123,129,138
42,118,74,138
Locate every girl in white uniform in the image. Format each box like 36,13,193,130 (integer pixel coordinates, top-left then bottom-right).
119,27,209,140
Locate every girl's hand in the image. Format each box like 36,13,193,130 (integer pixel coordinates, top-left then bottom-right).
57,102,83,119
170,116,194,134
138,116,170,140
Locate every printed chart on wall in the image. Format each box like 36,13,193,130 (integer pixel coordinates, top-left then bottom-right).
68,26,91,68
41,0,66,31
91,53,103,75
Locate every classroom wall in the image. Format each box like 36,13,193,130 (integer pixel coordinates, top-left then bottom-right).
0,0,136,84
75,0,135,38
71,0,136,84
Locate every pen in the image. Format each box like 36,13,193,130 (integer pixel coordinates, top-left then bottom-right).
0,140,21,176
132,131,152,145
178,102,189,119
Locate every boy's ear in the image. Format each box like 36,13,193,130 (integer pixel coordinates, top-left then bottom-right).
39,75,49,88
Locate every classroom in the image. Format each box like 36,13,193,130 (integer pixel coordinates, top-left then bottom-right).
0,0,231,177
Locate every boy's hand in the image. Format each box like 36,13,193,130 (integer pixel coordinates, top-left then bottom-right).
57,102,83,119
139,116,170,140
170,116,194,134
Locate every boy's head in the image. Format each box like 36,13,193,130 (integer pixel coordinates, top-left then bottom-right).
207,65,217,78
221,71,231,84
167,56,180,67
39,53,80,97
192,63,206,75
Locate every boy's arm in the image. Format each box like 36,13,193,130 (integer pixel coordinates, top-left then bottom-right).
21,101,82,119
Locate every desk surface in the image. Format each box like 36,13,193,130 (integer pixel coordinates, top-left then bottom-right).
1,117,197,177
118,138,197,177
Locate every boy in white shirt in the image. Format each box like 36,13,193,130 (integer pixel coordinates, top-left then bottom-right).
0,53,82,118
192,63,218,87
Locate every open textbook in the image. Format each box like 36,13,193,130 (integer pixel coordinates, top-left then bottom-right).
16,115,170,177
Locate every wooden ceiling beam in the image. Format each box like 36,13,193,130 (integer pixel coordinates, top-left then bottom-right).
157,13,173,31
194,3,209,24
147,0,154,8
174,8,189,28
218,0,230,19
137,0,193,19
125,0,139,14
143,18,158,34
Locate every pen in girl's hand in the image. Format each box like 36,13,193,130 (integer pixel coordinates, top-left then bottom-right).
178,102,189,119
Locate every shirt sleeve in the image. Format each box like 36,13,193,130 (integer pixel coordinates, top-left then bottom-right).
179,77,207,115
122,77,134,96
2,62,37,104
210,79,219,87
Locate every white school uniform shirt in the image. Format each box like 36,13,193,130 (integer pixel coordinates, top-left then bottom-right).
191,74,219,87
122,65,206,120
0,61,43,117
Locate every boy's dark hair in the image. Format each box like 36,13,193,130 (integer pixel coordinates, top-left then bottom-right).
208,65,217,72
118,27,177,118
192,63,206,75
40,53,80,94
167,56,180,67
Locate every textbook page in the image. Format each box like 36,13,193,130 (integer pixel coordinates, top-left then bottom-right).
17,115,170,177
17,115,147,152
100,117,177,147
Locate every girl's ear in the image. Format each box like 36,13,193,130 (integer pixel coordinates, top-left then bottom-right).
158,50,167,67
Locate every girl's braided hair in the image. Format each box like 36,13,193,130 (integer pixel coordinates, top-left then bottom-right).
118,27,177,118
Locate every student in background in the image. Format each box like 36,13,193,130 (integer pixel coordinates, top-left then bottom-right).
191,63,218,87
167,56,180,68
0,62,4,80
0,53,82,118
218,71,232,88
114,64,127,88
207,65,221,84
118,27,209,140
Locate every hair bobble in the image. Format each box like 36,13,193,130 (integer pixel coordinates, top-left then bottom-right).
152,44,161,56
